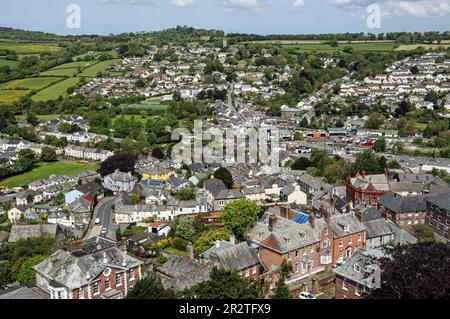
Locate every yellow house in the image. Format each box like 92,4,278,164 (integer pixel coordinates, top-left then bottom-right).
140,166,173,181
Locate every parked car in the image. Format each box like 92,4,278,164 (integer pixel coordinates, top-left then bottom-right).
95,218,101,224
299,292,316,299
101,227,107,234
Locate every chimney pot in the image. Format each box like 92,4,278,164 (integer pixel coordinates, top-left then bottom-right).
229,234,236,246
268,215,277,232
186,245,194,260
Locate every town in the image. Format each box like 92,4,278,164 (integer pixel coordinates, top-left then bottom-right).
0,24,449,300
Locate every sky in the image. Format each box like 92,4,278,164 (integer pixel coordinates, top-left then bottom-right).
0,0,449,35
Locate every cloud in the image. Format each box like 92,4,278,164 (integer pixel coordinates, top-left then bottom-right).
324,0,450,18
292,0,305,9
222,0,261,11
98,0,153,5
171,0,196,6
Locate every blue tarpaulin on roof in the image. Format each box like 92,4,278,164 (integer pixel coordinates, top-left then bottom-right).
295,213,309,224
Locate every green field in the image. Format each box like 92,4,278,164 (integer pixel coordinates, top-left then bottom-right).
51,60,98,70
124,102,169,111
16,114,73,121
113,114,152,124
0,162,98,189
0,90,30,104
40,68,79,77
32,77,87,102
0,77,63,90
78,59,122,77
396,44,450,51
0,59,19,68
0,43,62,54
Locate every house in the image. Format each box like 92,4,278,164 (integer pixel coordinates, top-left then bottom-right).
298,173,324,195
247,213,332,287
0,283,47,299
103,170,137,193
68,197,94,229
16,190,43,206
347,171,391,206
8,224,57,243
203,179,244,211
33,237,143,299
426,192,450,241
147,221,171,237
280,183,307,205
156,254,212,292
168,176,189,190
64,190,84,206
333,249,383,299
8,207,25,223
200,239,235,261
208,242,261,281
329,213,366,266
77,181,104,200
378,192,428,228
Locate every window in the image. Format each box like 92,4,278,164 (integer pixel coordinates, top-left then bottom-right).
253,265,257,274
57,291,63,299
245,269,250,277
342,280,348,291
116,273,122,286
355,286,362,297
354,264,361,273
295,250,299,257
348,236,353,245
324,228,328,236
339,239,343,248
79,288,84,299
105,280,111,291
323,241,328,249
93,282,99,295
358,234,362,242
129,270,135,281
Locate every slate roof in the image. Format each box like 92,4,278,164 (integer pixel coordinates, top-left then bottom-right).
33,237,142,290
378,192,430,214
8,224,57,243
211,242,259,271
363,219,393,238
426,192,450,211
329,213,366,238
200,241,234,260
350,173,390,192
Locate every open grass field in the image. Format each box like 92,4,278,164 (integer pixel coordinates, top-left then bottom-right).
0,90,30,105
0,77,63,90
0,59,19,68
51,60,99,70
395,44,450,51
16,114,73,121
32,77,87,102
0,43,62,54
113,114,152,124
124,102,169,111
78,59,121,77
0,161,98,189
40,68,79,77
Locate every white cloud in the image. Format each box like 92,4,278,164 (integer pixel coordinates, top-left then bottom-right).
292,0,305,9
171,0,196,7
222,0,261,11
325,0,450,18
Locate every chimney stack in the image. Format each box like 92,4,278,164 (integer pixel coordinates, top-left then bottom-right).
355,209,363,222
229,234,236,246
66,240,83,253
215,240,220,248
186,245,194,260
268,215,277,232
308,211,316,229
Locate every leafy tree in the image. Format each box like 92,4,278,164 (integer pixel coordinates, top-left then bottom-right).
354,150,384,174
26,113,39,126
175,217,197,242
387,160,401,169
173,187,195,201
40,146,58,162
365,113,385,129
99,153,137,177
183,267,262,299
152,148,165,160
220,199,260,241
194,228,231,254
411,225,435,243
367,242,450,299
213,167,234,188
373,138,387,153
271,261,293,299
58,122,80,134
291,157,310,170
126,275,177,299
16,255,46,283
15,149,37,172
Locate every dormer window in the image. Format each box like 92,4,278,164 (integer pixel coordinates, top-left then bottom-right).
344,225,350,232
354,264,361,273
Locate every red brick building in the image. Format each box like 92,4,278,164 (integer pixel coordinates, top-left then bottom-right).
33,237,143,299
378,191,428,228
426,193,450,241
347,171,390,206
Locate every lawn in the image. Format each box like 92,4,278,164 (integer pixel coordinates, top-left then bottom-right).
32,77,87,102
0,59,19,68
0,161,98,189
113,114,152,124
163,246,188,257
78,59,122,77
51,60,98,70
40,68,79,77
0,90,30,105
0,77,64,90
16,114,73,121
0,43,62,54
124,102,169,111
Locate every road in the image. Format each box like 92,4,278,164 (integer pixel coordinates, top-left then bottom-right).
84,196,114,240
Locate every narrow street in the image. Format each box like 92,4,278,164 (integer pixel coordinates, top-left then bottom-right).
84,196,114,240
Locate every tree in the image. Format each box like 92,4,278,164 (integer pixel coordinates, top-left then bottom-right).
194,228,231,253
15,149,37,172
411,225,435,243
16,255,46,283
99,153,137,177
271,260,293,299
152,148,165,160
291,157,310,170
26,113,39,126
175,217,197,242
40,146,58,162
173,187,195,201
213,167,234,188
365,113,385,129
183,267,262,299
367,242,450,299
126,275,177,299
387,160,401,169
220,199,260,241
354,150,384,174
373,138,387,153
